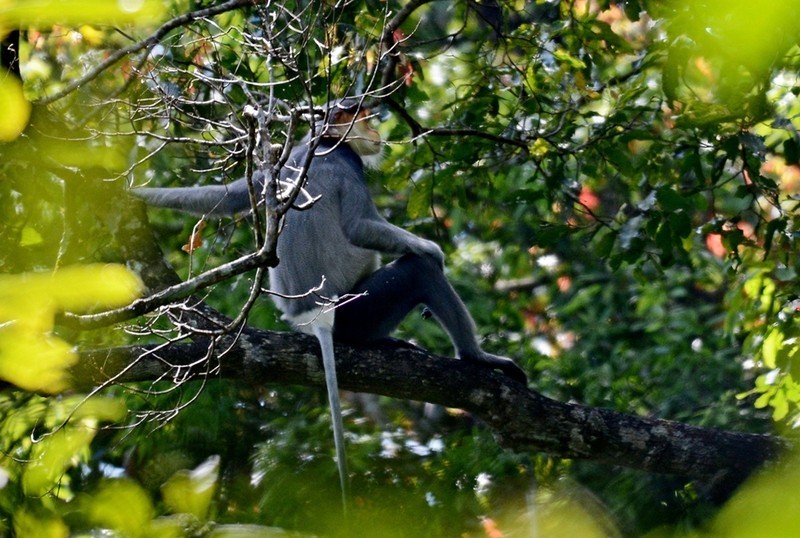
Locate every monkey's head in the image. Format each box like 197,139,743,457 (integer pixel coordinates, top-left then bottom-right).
322,98,383,157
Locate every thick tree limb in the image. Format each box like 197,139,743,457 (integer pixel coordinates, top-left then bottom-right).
74,326,786,485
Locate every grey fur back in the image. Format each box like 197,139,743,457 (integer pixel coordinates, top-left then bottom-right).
269,141,380,317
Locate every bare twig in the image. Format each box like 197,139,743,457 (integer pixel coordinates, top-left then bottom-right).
36,0,256,105
60,246,275,330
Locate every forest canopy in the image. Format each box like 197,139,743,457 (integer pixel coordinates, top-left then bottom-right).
2,0,800,536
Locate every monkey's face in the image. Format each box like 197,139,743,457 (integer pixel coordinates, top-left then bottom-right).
330,108,383,157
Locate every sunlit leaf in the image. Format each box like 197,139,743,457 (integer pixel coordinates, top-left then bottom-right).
714,452,800,536
0,0,164,27
47,140,129,173
13,509,69,538
22,425,94,496
0,71,31,141
670,0,799,77
531,487,615,537
762,328,783,369
65,395,128,423
0,330,76,392
146,518,187,538
19,226,44,247
753,391,772,410
45,264,143,312
771,391,788,421
88,480,155,536
0,265,141,392
0,264,142,315
553,48,586,69
161,455,220,519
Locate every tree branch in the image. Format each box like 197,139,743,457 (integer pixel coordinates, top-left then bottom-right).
36,0,255,105
382,97,532,150
74,326,787,489
61,246,275,330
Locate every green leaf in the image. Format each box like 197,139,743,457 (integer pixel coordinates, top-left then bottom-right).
655,221,672,254
593,228,616,258
761,328,784,368
23,425,95,496
0,265,142,392
656,187,689,212
407,177,433,219
771,391,789,421
754,391,772,409
88,480,155,536
784,138,800,165
161,456,220,520
1,0,164,27
669,211,692,239
0,73,30,142
535,224,571,248
763,218,786,257
13,509,68,538
553,48,586,69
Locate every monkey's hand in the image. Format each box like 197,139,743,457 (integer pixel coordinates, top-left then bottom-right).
411,238,445,268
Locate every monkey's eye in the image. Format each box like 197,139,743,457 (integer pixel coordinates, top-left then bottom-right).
366,108,391,125
356,109,380,130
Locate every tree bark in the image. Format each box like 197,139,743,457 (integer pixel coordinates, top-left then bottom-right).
74,325,786,488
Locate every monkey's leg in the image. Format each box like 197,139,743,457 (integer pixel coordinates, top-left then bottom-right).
334,254,527,382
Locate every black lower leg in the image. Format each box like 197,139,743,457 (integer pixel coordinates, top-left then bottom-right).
333,253,527,382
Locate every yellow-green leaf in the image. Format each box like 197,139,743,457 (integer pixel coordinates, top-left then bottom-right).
762,328,783,369
161,455,220,519
0,265,141,392
89,480,155,536
0,71,31,142
47,264,143,311
0,0,164,27
13,509,68,538
22,425,94,496
0,330,76,392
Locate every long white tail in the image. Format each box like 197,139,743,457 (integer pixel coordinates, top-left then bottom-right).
312,323,350,513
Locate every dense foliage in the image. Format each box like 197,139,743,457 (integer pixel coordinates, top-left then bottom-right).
2,0,800,536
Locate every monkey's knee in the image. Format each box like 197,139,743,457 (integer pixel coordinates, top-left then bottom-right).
394,253,444,275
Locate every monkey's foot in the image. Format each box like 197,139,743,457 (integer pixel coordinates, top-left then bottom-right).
461,352,528,384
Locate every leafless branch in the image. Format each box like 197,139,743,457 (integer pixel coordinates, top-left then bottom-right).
36,0,256,105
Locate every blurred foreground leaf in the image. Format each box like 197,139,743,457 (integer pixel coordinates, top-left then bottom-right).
0,0,164,29
0,264,141,392
161,455,220,520
0,72,30,141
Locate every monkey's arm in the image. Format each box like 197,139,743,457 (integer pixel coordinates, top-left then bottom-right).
133,175,262,216
342,211,445,266
336,178,444,263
